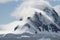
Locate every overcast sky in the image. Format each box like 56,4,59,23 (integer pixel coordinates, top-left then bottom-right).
0,0,60,24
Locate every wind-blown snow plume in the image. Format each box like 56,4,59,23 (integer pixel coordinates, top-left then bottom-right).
0,20,28,34
0,21,20,34
11,0,52,20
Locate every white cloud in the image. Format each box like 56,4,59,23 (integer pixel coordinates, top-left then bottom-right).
0,20,28,34
0,0,18,3
0,21,20,34
54,5,60,16
11,0,52,19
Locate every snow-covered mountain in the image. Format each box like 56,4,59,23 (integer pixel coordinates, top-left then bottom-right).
0,7,60,38
0,0,60,40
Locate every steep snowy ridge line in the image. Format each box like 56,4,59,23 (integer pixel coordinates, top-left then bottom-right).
33,8,60,29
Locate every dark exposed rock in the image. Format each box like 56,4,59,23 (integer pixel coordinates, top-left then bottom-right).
14,25,19,31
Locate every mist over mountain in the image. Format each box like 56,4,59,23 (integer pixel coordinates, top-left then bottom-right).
0,0,60,40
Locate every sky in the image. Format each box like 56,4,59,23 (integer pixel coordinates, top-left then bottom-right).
0,0,60,24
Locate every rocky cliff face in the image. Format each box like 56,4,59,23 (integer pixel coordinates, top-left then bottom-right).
14,7,60,34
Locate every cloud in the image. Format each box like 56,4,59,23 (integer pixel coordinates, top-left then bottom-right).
0,20,28,34
0,21,20,34
0,0,19,3
11,0,52,19
54,5,60,16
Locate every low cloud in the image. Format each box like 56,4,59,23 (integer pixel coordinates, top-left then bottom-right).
11,0,51,19
0,21,20,34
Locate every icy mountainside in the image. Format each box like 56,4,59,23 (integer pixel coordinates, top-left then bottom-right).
0,8,60,34
1,8,60,34
0,3,60,34
11,0,60,33
0,0,60,40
